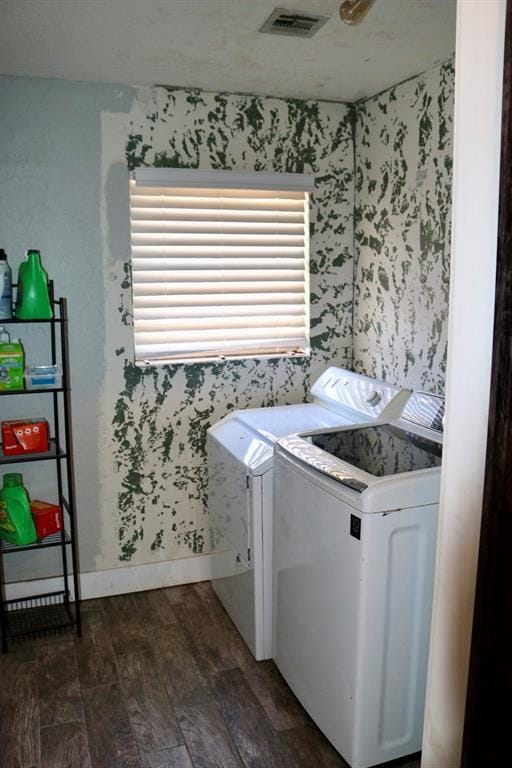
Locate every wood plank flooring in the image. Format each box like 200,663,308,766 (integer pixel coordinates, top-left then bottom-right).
0,583,422,768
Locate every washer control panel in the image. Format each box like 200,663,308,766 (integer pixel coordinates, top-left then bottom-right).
401,392,445,433
310,367,401,418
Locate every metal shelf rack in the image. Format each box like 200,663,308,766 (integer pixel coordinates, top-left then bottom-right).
0,281,81,651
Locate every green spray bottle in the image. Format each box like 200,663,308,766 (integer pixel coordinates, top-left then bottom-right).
0,473,37,546
15,249,53,320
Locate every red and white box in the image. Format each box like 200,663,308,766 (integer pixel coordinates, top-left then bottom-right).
1,418,50,456
30,500,63,540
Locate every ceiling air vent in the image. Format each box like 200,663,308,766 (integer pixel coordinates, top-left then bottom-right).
259,8,329,38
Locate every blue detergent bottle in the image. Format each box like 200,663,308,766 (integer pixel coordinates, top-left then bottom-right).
0,249,13,320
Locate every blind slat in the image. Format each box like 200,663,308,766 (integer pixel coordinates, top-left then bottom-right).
134,304,305,319
130,208,304,223
135,326,306,344
133,267,305,282
131,245,304,257
133,185,307,199
132,292,305,308
132,233,305,246
133,257,304,274
132,281,305,295
131,195,305,211
136,315,305,332
131,221,305,234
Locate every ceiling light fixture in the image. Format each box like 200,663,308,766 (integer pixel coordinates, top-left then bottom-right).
339,0,376,25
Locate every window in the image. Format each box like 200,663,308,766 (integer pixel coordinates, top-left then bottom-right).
129,168,313,364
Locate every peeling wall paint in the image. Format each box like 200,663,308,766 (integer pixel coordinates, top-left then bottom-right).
353,60,454,392
104,87,355,564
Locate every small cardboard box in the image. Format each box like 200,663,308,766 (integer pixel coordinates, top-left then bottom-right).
1,418,50,455
30,500,62,540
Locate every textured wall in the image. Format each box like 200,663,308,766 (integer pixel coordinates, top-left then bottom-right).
353,60,454,392
104,87,355,563
0,77,137,582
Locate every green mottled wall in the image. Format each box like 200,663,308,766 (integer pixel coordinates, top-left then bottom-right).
353,60,454,392
104,87,355,564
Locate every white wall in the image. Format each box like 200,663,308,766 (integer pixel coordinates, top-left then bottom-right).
422,2,507,766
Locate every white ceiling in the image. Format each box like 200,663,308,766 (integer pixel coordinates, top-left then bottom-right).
0,0,456,102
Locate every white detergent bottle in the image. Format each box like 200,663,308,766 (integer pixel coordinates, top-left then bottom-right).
0,249,13,319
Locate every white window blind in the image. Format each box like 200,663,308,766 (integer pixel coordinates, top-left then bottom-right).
129,168,313,364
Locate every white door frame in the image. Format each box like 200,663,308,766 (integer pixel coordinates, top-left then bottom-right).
422,2,507,766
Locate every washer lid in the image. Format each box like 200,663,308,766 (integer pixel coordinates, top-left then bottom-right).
277,421,443,511
307,424,442,479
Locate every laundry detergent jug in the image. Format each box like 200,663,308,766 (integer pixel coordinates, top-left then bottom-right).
16,249,53,320
0,473,37,546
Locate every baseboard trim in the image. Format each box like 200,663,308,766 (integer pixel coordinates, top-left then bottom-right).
4,553,213,601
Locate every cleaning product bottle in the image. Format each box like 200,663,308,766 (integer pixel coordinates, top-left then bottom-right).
0,473,37,546
0,327,24,390
0,249,12,319
15,249,53,320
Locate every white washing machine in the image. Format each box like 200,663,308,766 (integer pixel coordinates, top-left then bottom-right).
207,367,410,661
273,392,444,768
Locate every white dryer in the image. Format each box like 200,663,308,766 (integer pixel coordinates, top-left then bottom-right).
207,367,410,661
273,392,444,768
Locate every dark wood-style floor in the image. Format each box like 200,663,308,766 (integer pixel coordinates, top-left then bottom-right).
0,582,422,768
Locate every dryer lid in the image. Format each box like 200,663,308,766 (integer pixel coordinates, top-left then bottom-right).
235,402,354,442
208,419,273,476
